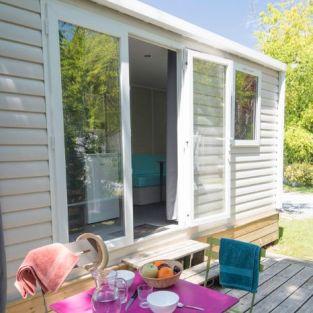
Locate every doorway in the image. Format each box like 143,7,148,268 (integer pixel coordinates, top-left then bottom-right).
129,38,178,239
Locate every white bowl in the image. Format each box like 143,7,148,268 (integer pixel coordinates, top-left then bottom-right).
147,291,179,313
116,270,135,287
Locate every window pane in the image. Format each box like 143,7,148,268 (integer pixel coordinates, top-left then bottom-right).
193,59,226,219
58,21,125,241
235,71,258,140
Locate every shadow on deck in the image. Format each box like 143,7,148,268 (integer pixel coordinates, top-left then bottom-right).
213,254,313,313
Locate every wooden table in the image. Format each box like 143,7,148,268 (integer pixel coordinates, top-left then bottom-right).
50,272,239,313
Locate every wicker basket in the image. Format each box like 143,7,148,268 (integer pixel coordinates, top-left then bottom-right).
139,260,183,289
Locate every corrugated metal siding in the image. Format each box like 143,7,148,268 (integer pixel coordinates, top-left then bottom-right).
0,0,53,301
231,69,279,218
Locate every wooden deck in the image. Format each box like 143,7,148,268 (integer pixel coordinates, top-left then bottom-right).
213,254,313,313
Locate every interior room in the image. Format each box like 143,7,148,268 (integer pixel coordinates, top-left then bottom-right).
129,37,178,238
68,35,179,242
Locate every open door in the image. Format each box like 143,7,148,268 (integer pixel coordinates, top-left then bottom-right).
45,1,133,248
184,50,233,225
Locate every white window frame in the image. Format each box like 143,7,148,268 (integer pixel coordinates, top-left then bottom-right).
42,0,133,249
184,50,233,227
232,63,262,147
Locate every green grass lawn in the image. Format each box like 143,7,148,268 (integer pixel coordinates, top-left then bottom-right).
269,217,313,260
284,184,313,193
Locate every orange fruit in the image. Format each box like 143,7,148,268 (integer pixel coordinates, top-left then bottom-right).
153,260,165,267
157,267,174,279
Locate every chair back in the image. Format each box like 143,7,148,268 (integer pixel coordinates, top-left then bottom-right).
206,237,265,272
65,233,109,272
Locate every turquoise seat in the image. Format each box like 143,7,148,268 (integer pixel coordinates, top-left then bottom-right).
132,154,166,187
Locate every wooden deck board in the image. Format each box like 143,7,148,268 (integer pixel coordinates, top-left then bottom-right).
230,263,304,312
271,276,313,313
211,256,313,313
252,267,313,313
296,294,313,313
7,254,313,313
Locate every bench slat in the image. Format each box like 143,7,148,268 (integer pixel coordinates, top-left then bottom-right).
123,240,209,268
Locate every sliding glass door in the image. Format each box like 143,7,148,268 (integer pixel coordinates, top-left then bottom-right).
46,1,133,247
185,51,232,224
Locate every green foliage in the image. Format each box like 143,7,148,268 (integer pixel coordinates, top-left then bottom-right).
301,105,313,132
234,71,258,140
284,125,313,163
58,21,121,210
256,1,313,178
284,163,313,186
256,1,313,124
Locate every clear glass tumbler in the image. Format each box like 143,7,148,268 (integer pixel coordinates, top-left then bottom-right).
137,284,153,308
92,269,117,289
115,278,128,304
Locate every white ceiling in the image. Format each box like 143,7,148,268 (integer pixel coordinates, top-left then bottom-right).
129,37,168,90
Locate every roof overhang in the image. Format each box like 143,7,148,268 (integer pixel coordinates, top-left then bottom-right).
90,0,287,72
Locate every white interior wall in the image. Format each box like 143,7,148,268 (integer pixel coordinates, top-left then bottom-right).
129,38,167,156
130,86,166,155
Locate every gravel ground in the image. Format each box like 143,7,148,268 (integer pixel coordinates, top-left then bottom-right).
280,192,313,219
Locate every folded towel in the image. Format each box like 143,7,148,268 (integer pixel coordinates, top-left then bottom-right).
219,238,260,293
15,243,79,298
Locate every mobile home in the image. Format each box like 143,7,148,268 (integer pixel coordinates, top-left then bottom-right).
0,0,286,305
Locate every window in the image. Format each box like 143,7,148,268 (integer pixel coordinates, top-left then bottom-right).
233,66,261,144
193,58,226,220
58,21,126,241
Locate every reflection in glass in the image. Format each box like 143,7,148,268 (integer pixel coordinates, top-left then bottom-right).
193,59,226,219
58,21,124,240
235,71,258,140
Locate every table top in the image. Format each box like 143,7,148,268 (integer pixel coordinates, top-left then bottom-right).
50,272,238,313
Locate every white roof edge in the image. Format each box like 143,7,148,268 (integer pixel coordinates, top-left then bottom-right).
90,0,287,72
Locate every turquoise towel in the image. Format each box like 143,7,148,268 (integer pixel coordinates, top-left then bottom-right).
219,238,260,293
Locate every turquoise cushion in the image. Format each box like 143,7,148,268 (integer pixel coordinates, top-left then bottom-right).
133,174,162,187
132,154,166,187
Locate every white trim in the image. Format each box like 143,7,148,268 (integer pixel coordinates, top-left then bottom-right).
90,0,286,71
43,0,134,249
186,50,232,226
232,63,262,147
276,71,286,210
42,1,69,243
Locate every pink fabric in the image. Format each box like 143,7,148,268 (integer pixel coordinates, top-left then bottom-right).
15,243,79,298
50,272,239,313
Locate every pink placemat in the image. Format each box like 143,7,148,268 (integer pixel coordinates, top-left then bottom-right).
50,272,238,313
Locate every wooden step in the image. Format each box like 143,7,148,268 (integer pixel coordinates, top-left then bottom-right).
182,260,220,285
122,239,209,269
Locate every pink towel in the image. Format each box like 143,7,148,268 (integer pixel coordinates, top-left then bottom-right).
15,243,79,298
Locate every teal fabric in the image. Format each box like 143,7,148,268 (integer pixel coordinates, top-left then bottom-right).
219,238,260,293
132,154,166,187
133,174,164,187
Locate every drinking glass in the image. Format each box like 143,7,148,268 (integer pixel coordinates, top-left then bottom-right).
137,284,153,308
92,283,121,313
92,269,117,289
115,278,128,304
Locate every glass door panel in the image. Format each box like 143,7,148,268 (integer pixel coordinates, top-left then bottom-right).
58,21,125,241
188,51,232,223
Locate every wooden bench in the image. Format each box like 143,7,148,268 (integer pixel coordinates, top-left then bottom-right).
122,239,209,269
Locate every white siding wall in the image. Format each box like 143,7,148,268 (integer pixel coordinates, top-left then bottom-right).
231,68,279,220
0,0,53,301
0,0,282,302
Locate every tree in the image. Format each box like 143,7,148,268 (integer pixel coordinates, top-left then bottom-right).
256,0,313,171
256,0,313,125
